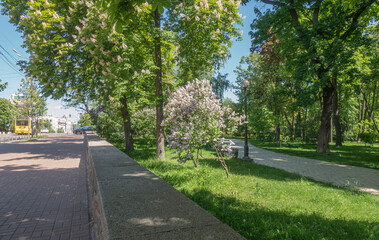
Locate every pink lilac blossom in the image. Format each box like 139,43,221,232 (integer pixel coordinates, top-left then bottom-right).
164,79,243,167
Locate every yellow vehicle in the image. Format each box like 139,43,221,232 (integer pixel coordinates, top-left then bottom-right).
14,118,31,134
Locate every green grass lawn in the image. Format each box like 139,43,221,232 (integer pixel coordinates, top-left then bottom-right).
126,139,379,240
248,140,379,170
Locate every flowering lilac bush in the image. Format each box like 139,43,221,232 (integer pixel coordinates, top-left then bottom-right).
164,79,243,177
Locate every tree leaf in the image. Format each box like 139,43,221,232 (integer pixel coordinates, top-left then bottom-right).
158,5,164,14
115,20,123,33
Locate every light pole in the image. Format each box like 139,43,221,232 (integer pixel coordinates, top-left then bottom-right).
241,80,251,161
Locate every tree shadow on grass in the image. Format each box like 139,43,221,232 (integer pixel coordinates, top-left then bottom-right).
197,156,310,183
195,157,372,195
128,148,156,162
182,188,378,240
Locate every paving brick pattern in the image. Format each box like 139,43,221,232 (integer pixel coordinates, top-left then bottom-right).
232,140,379,195
0,135,90,240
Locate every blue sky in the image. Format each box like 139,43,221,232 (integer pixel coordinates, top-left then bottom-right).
219,1,262,101
0,1,266,120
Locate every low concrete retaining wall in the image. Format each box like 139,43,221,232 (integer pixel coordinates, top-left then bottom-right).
84,133,245,240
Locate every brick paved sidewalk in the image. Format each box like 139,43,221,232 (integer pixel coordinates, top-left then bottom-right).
0,135,90,240
232,140,379,195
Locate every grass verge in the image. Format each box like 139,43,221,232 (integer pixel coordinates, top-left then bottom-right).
248,140,379,170
21,135,48,141
126,139,379,240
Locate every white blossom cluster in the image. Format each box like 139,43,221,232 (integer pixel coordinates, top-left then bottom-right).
170,0,244,79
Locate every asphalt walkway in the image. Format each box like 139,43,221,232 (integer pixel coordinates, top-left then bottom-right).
232,140,379,195
0,135,90,240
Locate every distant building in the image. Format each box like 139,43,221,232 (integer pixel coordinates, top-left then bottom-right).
40,116,74,134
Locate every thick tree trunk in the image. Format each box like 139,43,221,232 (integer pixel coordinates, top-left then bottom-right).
317,83,334,153
154,9,165,159
332,74,343,147
120,97,134,152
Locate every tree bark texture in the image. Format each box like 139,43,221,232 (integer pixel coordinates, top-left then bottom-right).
120,97,134,152
317,82,334,153
332,74,343,147
154,9,165,159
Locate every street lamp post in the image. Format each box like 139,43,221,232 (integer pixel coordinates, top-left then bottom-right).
241,80,251,161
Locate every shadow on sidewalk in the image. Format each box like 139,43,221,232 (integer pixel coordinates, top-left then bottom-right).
0,136,85,162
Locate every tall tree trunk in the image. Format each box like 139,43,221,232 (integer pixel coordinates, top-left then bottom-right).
284,112,294,140
330,117,333,143
275,123,281,144
303,108,307,140
297,110,303,139
332,74,343,147
361,90,367,135
357,98,362,142
36,117,39,137
154,9,165,159
290,96,295,140
317,82,334,153
292,111,296,140
273,99,281,144
120,97,134,152
369,81,377,122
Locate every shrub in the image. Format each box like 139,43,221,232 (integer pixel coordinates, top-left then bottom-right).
358,132,379,146
131,108,156,145
164,79,243,177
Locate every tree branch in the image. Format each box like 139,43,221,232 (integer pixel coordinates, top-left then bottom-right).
312,6,319,27
289,0,300,27
341,0,377,40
